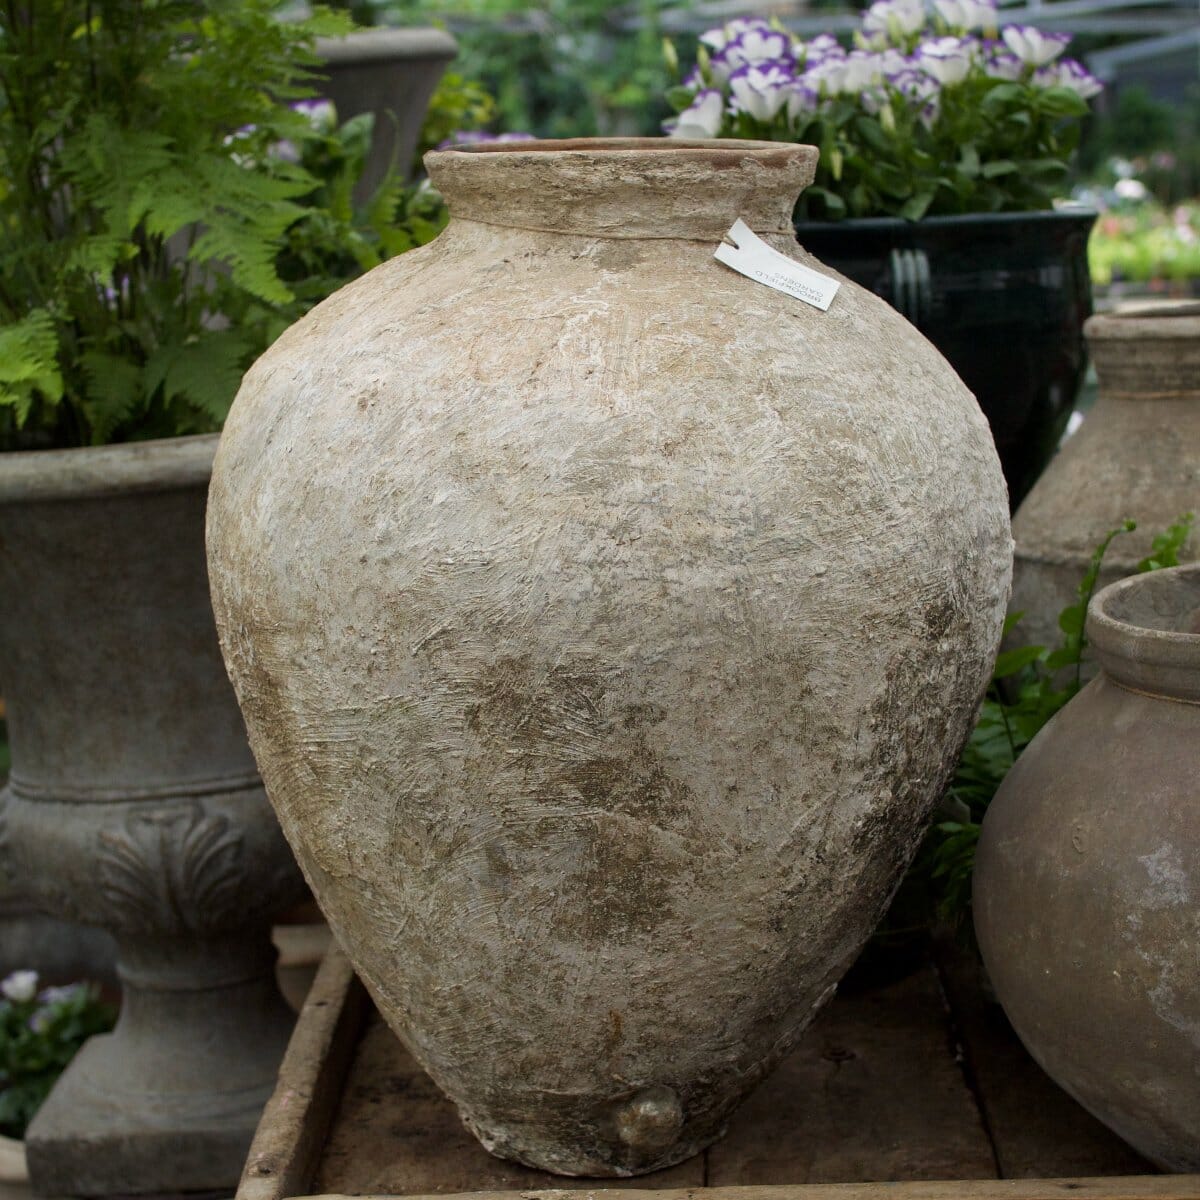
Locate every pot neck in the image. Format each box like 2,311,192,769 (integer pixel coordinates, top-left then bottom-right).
1086,303,1200,401
424,138,818,242
1087,564,1200,703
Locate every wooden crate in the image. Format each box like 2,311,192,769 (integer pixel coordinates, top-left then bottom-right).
238,944,1200,1200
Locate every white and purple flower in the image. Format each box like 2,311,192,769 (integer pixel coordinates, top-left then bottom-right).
933,0,997,33
664,88,727,138
862,0,927,42
914,36,976,86
700,17,777,53
1001,24,1072,66
1035,57,1103,98
729,62,797,122
2,969,38,1004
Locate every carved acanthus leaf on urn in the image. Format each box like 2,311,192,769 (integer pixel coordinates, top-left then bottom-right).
97,803,246,934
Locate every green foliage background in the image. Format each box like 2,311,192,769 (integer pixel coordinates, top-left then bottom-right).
0,1,464,451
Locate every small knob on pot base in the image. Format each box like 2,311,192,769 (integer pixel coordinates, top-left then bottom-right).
614,1086,684,1150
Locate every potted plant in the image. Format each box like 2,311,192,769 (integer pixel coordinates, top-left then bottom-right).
664,0,1103,506
0,2,457,1193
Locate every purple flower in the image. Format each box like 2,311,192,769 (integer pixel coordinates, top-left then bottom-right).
664,88,726,138
28,1007,53,1035
39,983,84,1006
1001,25,1072,66
291,99,336,128
787,79,822,121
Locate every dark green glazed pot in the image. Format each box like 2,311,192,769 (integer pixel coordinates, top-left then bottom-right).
794,208,1097,508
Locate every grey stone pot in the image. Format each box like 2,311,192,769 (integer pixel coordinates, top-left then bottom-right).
1009,301,1200,670
315,27,457,198
0,435,306,1196
207,139,1012,1178
975,562,1200,1171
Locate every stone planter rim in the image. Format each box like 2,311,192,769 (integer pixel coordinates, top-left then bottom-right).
1086,562,1200,702
1085,300,1200,341
315,27,457,65
0,433,217,505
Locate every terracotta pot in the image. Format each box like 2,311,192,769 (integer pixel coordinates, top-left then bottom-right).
0,436,306,1196
975,562,1200,1170
206,138,1012,1177
1009,301,1200,667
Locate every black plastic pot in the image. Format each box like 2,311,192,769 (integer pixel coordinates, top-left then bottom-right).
794,208,1097,508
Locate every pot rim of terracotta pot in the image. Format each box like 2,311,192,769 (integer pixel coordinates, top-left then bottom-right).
0,433,217,504
1087,562,1200,703
426,138,820,241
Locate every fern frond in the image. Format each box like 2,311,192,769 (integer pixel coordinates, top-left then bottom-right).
0,310,64,425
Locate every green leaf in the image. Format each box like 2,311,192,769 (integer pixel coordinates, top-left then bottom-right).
991,644,1044,679
981,160,1017,179
899,190,936,221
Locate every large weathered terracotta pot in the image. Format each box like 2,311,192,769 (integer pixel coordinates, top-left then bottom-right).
0,436,306,1196
206,138,1012,1177
975,563,1200,1170
1009,301,1199,665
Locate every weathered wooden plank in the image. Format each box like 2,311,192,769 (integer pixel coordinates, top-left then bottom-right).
708,965,997,1185
936,947,1155,1179
239,944,369,1200
313,1013,705,1195
300,1178,1200,1200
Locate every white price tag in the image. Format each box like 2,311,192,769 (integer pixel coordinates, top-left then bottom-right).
714,219,840,312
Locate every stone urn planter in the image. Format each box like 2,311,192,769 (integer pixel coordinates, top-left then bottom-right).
315,27,458,198
1008,301,1199,663
206,138,1012,1177
975,563,1200,1171
0,435,306,1196
795,208,1097,509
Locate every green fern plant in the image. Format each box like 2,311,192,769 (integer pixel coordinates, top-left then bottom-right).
0,1,454,451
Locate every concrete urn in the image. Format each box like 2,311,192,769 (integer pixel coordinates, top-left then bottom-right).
975,563,1200,1170
206,138,1013,1176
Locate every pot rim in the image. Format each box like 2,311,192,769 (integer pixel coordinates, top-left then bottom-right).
793,205,1098,233
0,433,217,504
432,136,815,164
1087,563,1200,703
1085,300,1200,341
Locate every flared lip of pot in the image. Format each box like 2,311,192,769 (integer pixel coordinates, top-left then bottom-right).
0,432,217,504
428,136,817,168
1087,563,1200,703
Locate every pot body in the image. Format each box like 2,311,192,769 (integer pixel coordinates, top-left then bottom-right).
1009,302,1200,665
795,208,1097,508
0,436,305,1195
208,138,1012,1177
975,563,1200,1170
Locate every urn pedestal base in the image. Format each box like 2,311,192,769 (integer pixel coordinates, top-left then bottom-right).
26,945,292,1196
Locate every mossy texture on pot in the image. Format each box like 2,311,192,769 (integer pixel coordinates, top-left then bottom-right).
975,563,1200,1171
207,138,1012,1177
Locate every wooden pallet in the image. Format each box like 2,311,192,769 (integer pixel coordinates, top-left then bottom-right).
238,944,1200,1200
